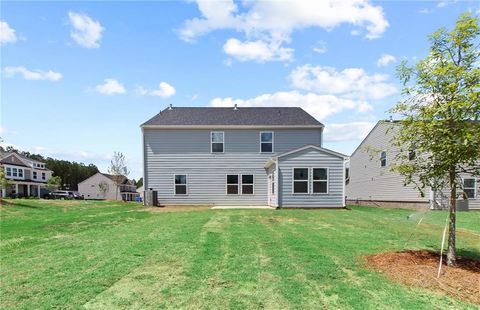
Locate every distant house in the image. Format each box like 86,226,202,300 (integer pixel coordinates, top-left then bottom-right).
346,121,479,209
78,172,138,201
136,185,144,202
1,151,53,198
141,106,348,208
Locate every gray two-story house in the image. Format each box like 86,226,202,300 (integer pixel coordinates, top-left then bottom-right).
346,120,479,210
141,106,347,208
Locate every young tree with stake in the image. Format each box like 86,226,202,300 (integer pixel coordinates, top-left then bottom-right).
108,152,130,201
391,13,480,266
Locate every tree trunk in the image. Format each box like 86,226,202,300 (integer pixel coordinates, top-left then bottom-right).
447,168,457,266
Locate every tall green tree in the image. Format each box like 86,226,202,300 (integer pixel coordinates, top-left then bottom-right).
391,13,480,266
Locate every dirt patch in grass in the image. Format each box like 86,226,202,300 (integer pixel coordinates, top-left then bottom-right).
145,205,213,213
366,250,480,305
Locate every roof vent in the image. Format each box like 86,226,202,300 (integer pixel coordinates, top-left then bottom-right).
233,104,238,110
168,104,173,110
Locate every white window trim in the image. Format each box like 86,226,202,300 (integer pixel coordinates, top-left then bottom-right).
211,131,225,153
292,167,310,195
174,174,188,195
260,131,274,153
380,150,387,167
311,167,329,195
241,174,255,195
463,178,477,199
226,174,240,195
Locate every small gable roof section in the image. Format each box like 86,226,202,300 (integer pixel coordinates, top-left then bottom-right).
0,153,31,167
278,145,348,160
141,107,324,128
265,145,348,168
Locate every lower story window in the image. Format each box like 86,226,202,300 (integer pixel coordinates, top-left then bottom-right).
42,172,45,180
33,171,37,179
174,174,187,195
227,175,239,195
293,168,309,194
312,168,328,193
463,178,476,199
242,174,254,195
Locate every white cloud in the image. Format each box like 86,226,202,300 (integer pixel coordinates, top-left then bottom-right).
209,91,371,121
0,20,17,45
377,53,396,67
4,66,62,81
223,38,293,62
312,40,327,54
323,122,375,142
179,0,388,62
68,11,104,48
95,78,125,95
150,82,176,98
289,64,397,100
437,0,458,8
137,82,176,98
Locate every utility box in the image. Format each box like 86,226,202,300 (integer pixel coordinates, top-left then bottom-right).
144,189,158,207
456,199,469,212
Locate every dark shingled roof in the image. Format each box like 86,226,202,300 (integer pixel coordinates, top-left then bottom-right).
141,107,324,127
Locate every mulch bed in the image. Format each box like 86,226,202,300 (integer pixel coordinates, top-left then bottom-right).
366,250,480,305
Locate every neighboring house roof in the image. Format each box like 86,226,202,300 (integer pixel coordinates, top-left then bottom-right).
78,172,133,186
350,120,397,157
141,107,324,128
0,153,31,168
0,151,52,170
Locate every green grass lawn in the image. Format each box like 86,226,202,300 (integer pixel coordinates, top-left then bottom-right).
1,199,479,309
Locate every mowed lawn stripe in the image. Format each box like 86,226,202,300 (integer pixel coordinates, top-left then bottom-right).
0,200,479,309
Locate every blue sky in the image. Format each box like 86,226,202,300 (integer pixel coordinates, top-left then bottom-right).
1,0,479,179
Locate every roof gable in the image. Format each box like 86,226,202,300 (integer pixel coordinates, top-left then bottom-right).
277,145,348,160
0,153,30,167
141,107,324,127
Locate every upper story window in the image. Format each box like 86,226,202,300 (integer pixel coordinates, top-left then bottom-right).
463,178,476,199
211,132,224,153
380,151,387,167
6,167,11,177
312,168,328,194
260,132,273,153
33,171,37,179
293,168,309,194
12,168,18,177
174,174,187,195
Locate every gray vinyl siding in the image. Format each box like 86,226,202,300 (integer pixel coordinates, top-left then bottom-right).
278,148,344,208
347,122,427,203
346,122,480,209
143,128,323,206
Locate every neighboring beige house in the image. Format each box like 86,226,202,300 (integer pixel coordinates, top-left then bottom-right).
1,151,53,198
78,172,138,201
346,120,479,209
